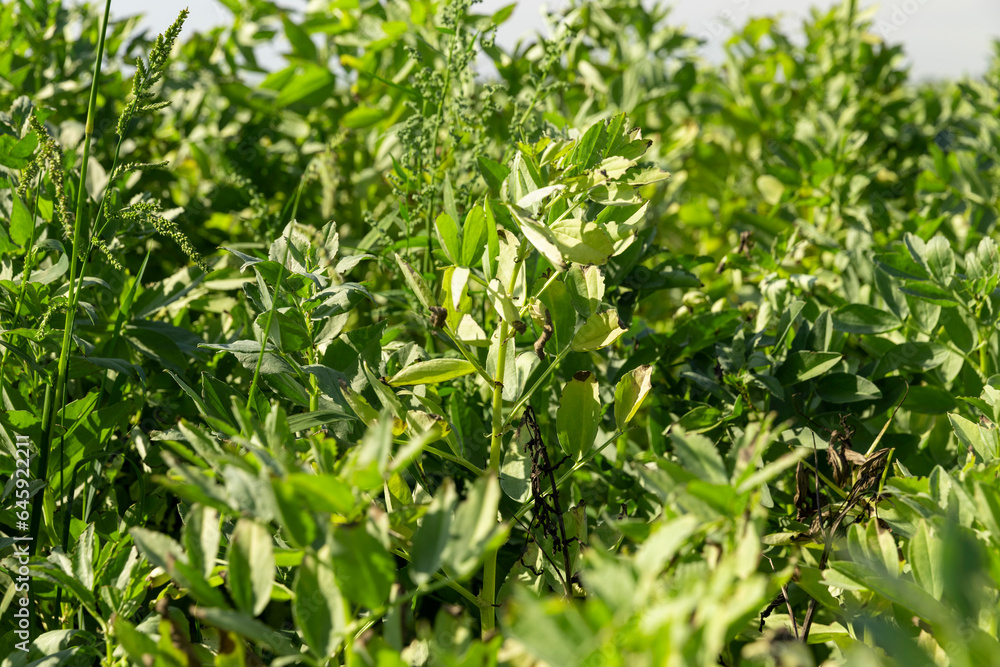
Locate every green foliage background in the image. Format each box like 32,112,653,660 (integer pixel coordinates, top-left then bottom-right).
2,0,1000,665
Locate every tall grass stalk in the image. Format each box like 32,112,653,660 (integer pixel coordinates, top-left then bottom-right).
31,0,114,556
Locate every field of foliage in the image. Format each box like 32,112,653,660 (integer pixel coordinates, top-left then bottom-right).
3,0,1000,664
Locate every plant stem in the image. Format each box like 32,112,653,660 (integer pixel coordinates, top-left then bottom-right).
247,181,305,415
441,324,492,385
246,237,289,415
481,318,509,636
423,27,456,273
502,345,571,432
979,327,990,378
33,0,113,557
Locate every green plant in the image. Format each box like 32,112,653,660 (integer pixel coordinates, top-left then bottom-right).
6,0,1000,665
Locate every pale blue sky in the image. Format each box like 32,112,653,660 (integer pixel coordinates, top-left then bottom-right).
107,0,998,81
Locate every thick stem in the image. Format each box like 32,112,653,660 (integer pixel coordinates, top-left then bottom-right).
481,319,509,636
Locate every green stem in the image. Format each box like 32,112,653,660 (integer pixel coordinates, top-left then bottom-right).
979,328,990,378
246,182,305,415
441,324,492,385
502,345,571,432
422,28,456,273
417,444,484,476
33,0,113,557
518,269,561,319
246,241,289,415
481,319,509,636
390,548,480,607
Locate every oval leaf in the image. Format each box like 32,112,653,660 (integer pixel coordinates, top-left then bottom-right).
227,519,275,617
614,364,653,431
293,550,346,657
572,310,628,351
832,304,901,334
387,358,476,386
815,373,882,404
557,371,602,459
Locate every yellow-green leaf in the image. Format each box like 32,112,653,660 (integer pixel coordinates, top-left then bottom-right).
557,371,602,459
572,310,628,351
387,358,476,386
614,364,653,431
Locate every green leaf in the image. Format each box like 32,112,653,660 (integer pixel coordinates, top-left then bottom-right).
226,519,274,617
293,550,346,657
10,194,33,246
272,478,317,548
169,558,230,609
286,408,357,431
678,405,723,433
461,206,487,267
477,156,509,191
565,264,605,317
192,607,297,655
491,3,516,24
908,522,944,599
899,280,958,306
572,310,628,351
776,351,843,384
735,447,810,494
201,372,241,428
508,206,566,270
285,473,356,515
341,106,385,129
903,385,957,414
950,413,998,461
72,523,95,590
486,278,520,324
832,304,901,334
394,253,433,309
924,235,955,284
568,120,607,171
614,364,653,431
442,474,504,578
670,429,727,485
500,424,532,503
756,174,784,205
557,371,602,459
435,213,461,264
114,617,159,661
483,199,501,280
27,559,99,619
550,217,614,265
0,131,38,169
829,560,948,626
815,373,882,403
330,525,394,609
410,480,458,585
276,64,335,106
772,300,804,351
131,527,186,572
387,358,476,386
538,279,576,353
183,505,221,580
281,14,317,60
198,340,295,375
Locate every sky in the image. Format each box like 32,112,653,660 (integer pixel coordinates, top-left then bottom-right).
103,0,999,82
